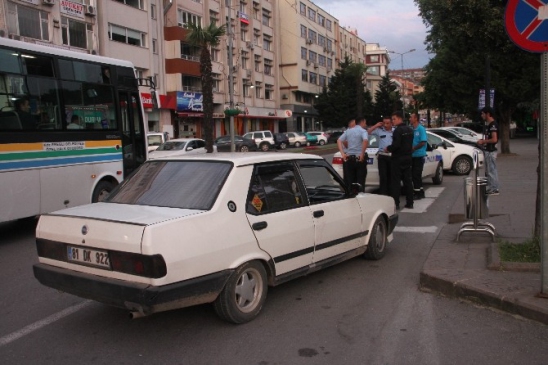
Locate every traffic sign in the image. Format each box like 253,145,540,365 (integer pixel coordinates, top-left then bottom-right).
505,0,548,53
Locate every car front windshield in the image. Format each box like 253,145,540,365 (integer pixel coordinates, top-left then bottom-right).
106,161,233,210
157,141,186,151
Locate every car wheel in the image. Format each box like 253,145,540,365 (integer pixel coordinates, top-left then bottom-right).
239,145,249,152
294,141,301,148
432,162,443,185
306,142,311,147
318,139,326,146
260,143,270,152
452,155,472,175
363,216,387,260
92,181,116,203
279,142,287,150
214,261,268,324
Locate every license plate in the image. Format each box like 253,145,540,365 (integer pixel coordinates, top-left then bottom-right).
67,246,111,269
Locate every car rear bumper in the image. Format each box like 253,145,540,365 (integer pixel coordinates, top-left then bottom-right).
33,263,233,316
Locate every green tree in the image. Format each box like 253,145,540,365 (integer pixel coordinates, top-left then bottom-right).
373,71,402,121
186,22,226,153
415,0,540,154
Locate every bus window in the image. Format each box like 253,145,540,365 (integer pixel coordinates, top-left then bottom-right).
0,48,21,73
62,81,117,130
22,53,55,77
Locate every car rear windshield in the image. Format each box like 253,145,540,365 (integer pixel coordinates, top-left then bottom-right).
106,161,233,210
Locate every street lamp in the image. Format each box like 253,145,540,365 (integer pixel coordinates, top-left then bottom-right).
389,48,415,120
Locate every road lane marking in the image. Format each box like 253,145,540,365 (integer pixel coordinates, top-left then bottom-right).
394,226,438,233
0,300,91,347
401,187,445,213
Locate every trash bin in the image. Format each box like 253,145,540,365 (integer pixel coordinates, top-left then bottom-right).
464,177,489,220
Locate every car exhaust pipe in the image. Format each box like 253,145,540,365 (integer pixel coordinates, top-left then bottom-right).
129,311,146,319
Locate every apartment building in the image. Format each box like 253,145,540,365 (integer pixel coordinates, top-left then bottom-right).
278,0,338,132
164,0,286,138
0,0,171,133
365,43,389,101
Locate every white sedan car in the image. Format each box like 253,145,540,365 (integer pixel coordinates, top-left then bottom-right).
332,134,444,188
33,153,397,324
148,138,207,159
426,131,484,175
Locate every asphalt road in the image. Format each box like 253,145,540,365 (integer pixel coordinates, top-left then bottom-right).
1,169,548,364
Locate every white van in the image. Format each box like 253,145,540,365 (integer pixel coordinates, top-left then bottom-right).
147,132,166,152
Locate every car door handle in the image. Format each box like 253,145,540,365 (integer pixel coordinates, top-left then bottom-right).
252,221,268,230
313,210,324,218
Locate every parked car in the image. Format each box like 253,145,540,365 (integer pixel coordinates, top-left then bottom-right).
445,126,482,141
327,131,344,144
273,133,289,150
426,131,484,175
455,122,484,134
33,153,398,323
286,132,309,147
332,134,444,188
215,135,257,152
305,132,318,145
307,131,329,145
428,128,479,146
146,132,166,153
148,138,207,159
242,130,275,151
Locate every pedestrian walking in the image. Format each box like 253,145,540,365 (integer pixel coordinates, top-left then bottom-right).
410,112,427,200
477,106,499,195
337,118,369,191
368,116,394,196
384,111,414,209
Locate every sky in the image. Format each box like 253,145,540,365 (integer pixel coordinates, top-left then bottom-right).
312,0,432,69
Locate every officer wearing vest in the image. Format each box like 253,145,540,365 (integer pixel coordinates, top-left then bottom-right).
384,111,414,210
368,116,394,196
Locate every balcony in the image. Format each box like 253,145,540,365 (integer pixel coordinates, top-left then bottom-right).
181,54,200,62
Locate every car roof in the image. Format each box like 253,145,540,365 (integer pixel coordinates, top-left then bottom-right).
163,138,203,142
147,152,322,167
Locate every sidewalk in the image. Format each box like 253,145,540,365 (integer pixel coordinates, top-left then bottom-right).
419,136,548,325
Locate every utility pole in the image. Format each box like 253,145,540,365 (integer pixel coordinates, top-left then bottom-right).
226,0,235,152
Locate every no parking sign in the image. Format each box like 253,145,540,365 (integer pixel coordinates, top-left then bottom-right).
505,0,548,52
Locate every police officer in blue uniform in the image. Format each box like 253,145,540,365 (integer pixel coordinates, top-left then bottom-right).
337,118,369,192
368,116,394,196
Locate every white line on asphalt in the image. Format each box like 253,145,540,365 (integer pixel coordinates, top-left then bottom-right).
401,187,445,213
0,300,92,347
394,226,438,233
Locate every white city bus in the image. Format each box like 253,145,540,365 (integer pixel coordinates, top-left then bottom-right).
0,37,147,223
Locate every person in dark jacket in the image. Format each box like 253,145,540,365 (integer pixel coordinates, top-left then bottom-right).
384,111,414,209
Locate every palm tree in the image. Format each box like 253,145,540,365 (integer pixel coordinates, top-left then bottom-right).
186,22,226,153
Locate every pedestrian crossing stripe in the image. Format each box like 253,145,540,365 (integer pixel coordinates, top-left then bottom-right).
394,226,438,233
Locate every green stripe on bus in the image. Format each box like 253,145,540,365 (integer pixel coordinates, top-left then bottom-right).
0,148,121,161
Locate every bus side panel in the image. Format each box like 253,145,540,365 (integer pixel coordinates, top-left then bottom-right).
0,170,40,222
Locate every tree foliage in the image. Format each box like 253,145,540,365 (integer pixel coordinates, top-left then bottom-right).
314,57,373,129
373,71,402,122
415,0,540,154
186,23,226,153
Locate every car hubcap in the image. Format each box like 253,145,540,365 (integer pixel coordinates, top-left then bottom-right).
241,146,249,152
235,268,262,313
374,222,386,251
457,159,470,174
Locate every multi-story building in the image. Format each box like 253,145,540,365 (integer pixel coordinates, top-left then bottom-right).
278,0,338,132
0,0,172,134
163,0,287,138
339,26,366,64
364,43,389,100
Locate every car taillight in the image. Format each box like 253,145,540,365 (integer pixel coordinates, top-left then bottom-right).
110,251,167,279
332,156,343,165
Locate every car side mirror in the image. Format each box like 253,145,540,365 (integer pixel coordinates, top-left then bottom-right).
186,147,194,151
441,142,448,149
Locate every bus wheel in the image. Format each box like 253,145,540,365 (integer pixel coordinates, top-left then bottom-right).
92,181,116,203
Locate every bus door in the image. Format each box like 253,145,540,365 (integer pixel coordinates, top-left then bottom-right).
119,91,146,176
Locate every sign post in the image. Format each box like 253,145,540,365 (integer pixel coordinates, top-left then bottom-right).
505,0,548,295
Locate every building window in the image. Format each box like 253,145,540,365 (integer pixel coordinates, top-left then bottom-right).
327,58,333,69
319,75,327,87
135,69,144,80
212,73,221,92
370,55,379,63
300,25,307,38
253,32,260,46
368,66,380,76
308,51,317,63
255,82,262,98
264,59,272,76
109,24,146,47
300,2,306,15
327,39,333,51
318,55,326,67
308,8,316,21
210,10,219,26
309,72,317,85
62,17,90,49
326,19,332,31
114,0,144,9
152,39,157,53
318,35,326,47
263,35,272,51
241,51,249,69
262,10,270,27
178,9,202,27
7,3,49,41
301,69,308,82
211,47,219,62
240,25,248,41
265,84,273,100
243,81,251,97
301,47,307,60
318,14,325,27
151,4,156,19
308,29,316,43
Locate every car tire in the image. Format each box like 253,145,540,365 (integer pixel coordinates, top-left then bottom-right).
259,143,270,152
294,141,301,148
318,139,326,146
239,145,249,152
452,155,472,175
92,181,116,203
214,261,268,324
432,162,443,185
279,142,287,150
363,216,387,260
306,142,311,147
